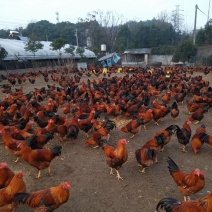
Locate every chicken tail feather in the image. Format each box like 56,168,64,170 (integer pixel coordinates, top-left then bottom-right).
156,197,181,212
14,192,30,204
167,157,179,175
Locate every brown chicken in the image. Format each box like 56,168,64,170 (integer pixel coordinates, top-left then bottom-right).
152,106,171,125
188,105,210,124
17,142,62,179
156,191,212,212
0,172,26,212
136,109,153,130
161,90,171,104
62,102,71,118
14,181,70,211
186,100,208,114
171,101,179,120
154,125,178,151
0,128,25,162
103,138,128,180
35,119,56,135
0,162,14,189
84,128,109,148
26,132,54,149
167,157,205,201
120,118,144,138
71,108,96,137
135,148,157,173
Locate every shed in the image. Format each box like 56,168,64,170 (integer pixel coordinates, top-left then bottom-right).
122,48,151,65
98,52,121,67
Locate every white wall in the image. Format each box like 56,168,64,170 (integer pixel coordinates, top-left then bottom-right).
149,55,173,65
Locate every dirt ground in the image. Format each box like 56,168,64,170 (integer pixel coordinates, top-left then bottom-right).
0,68,211,212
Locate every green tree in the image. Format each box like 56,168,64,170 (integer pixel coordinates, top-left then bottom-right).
50,37,67,66
76,47,86,62
196,29,206,46
24,34,43,69
172,39,197,63
0,45,8,60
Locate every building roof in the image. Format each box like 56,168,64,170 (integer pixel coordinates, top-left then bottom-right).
123,48,151,54
98,52,116,61
0,38,96,61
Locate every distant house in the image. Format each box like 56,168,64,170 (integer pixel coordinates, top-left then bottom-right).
98,52,121,67
122,48,151,66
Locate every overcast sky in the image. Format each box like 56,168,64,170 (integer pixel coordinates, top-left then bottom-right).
0,0,211,32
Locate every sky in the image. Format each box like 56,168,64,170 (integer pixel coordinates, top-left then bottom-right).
0,0,211,32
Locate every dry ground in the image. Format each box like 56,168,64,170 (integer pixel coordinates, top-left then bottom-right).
0,68,211,212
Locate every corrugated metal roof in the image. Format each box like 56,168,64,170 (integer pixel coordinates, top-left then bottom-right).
98,52,116,61
123,48,151,54
0,38,96,61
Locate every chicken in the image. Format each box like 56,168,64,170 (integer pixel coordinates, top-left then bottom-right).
103,138,128,180
84,128,110,148
136,109,153,130
167,157,205,201
0,172,26,212
17,142,62,179
135,148,157,173
156,194,212,212
0,162,14,189
26,132,54,149
152,106,171,125
33,111,49,128
175,120,192,152
14,181,70,212
161,90,171,104
195,124,206,134
154,125,178,151
66,124,79,143
186,100,208,114
120,118,144,138
0,128,25,162
171,101,179,120
71,108,96,137
173,89,187,105
62,102,70,118
188,105,210,124
141,134,166,162
35,119,56,135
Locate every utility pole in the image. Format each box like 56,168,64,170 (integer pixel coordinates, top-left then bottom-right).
208,0,211,22
75,29,79,46
193,4,198,45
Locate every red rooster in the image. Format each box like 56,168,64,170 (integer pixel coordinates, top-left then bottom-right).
167,157,205,201
103,138,128,180
15,181,70,211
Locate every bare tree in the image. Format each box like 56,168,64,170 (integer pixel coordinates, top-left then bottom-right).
157,10,170,23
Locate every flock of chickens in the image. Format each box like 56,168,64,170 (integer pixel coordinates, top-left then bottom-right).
0,65,211,211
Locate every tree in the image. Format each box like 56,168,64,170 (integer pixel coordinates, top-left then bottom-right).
172,39,197,63
0,45,8,70
0,45,8,60
50,37,67,66
76,47,86,62
65,44,75,67
196,28,206,46
25,34,43,69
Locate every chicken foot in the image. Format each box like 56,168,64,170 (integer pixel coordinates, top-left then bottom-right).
116,170,123,180
180,145,187,152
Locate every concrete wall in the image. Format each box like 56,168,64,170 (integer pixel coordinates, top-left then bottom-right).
149,55,173,65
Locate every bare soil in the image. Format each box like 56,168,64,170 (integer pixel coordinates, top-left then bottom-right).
0,68,211,212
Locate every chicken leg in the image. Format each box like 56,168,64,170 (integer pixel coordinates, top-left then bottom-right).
116,170,123,180
36,170,41,179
